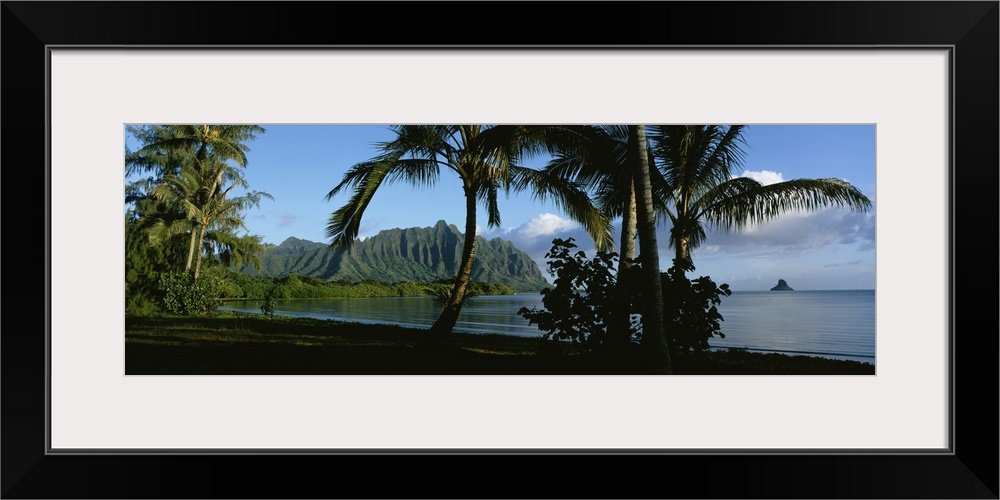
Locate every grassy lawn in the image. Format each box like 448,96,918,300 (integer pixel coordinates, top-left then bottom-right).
125,313,876,375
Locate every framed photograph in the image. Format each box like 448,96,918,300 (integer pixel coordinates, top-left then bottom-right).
4,2,996,498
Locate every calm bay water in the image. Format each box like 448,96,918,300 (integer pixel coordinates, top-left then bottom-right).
706,290,875,363
220,295,546,336
220,290,875,363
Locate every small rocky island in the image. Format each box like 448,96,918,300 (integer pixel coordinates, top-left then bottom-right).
770,279,794,291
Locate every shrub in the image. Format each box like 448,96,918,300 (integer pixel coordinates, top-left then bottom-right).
260,285,278,317
158,272,224,315
660,259,732,353
517,238,623,347
519,239,731,354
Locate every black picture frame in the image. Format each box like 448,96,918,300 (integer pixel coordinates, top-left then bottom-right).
3,2,997,498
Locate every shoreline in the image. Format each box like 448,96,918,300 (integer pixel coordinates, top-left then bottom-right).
215,300,876,364
125,312,875,375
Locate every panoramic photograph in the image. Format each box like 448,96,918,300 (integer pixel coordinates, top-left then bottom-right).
124,124,876,375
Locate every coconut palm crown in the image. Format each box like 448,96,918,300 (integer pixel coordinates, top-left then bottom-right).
152,157,272,278
326,125,613,335
647,125,873,264
127,125,270,278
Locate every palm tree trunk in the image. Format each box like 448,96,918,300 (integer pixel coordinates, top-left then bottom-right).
676,234,690,265
630,125,672,374
608,178,637,345
193,224,207,280
185,228,198,272
429,186,478,335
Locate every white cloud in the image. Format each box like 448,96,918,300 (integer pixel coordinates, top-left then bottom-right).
517,213,581,239
487,208,876,290
482,213,594,279
695,208,875,256
741,169,784,185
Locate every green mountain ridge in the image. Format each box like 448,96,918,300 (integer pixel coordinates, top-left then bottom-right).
242,220,551,293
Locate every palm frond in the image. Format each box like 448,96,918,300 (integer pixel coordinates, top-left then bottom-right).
135,137,197,156
650,125,738,201
389,125,457,161
146,217,192,245
484,183,501,228
384,158,442,188
136,125,264,170
208,140,250,167
689,176,763,218
541,125,625,186
702,125,748,177
509,165,613,251
326,153,438,249
700,177,873,230
476,125,580,164
325,160,384,200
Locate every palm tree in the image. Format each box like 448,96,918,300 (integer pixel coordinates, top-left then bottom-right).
326,125,613,336
129,125,269,277
544,125,665,345
131,125,265,175
647,125,873,266
630,125,672,374
153,158,272,279
546,126,634,260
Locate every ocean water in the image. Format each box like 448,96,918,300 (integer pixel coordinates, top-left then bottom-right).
220,289,875,363
707,290,875,363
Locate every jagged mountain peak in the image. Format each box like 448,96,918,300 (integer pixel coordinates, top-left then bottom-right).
244,221,549,293
273,236,327,254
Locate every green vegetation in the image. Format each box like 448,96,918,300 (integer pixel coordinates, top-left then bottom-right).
159,272,226,315
124,313,875,375
519,238,623,347
325,125,613,335
660,259,732,353
238,223,551,293
124,123,875,375
126,125,271,312
540,125,874,373
220,273,516,300
130,264,520,315
519,238,731,356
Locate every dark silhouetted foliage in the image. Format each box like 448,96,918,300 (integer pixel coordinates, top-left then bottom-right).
660,258,732,353
518,238,637,347
520,238,731,354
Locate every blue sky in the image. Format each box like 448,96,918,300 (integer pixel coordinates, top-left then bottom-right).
127,125,876,291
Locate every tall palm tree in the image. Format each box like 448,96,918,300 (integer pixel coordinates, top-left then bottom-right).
544,125,666,345
630,125,672,374
153,158,272,279
129,125,269,277
326,125,613,335
647,125,873,266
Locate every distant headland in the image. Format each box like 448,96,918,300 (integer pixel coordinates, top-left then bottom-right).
770,279,794,291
